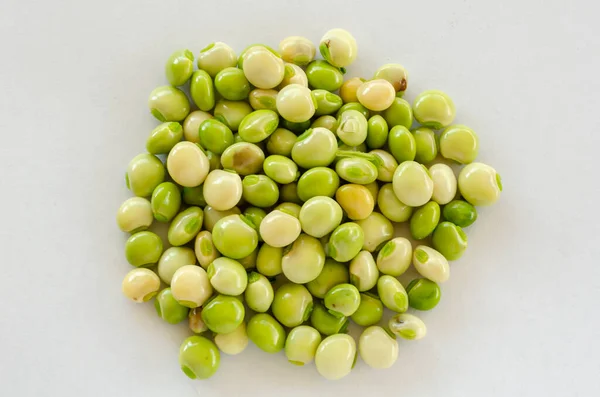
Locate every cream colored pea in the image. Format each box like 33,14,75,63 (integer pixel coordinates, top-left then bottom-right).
374,63,408,95
389,313,427,340
214,322,248,355
282,234,325,284
319,28,357,68
197,42,237,77
376,237,412,276
202,170,242,211
285,325,321,366
194,231,220,269
122,268,160,303
183,110,213,143
171,265,213,308
429,163,457,205
315,334,357,380
392,161,434,207
458,162,502,206
358,326,398,369
242,46,285,89
377,183,413,222
259,210,301,247
349,250,379,291
276,84,316,123
357,79,395,111
439,124,479,164
116,197,153,233
370,149,398,182
278,63,308,89
279,36,316,66
167,142,210,187
157,247,196,285
413,245,450,283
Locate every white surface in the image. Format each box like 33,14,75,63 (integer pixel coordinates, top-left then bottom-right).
1,0,599,396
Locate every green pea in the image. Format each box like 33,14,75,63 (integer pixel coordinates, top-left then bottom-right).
327,222,364,262
392,161,434,207
377,275,408,313
150,182,181,222
311,115,338,131
197,119,234,155
314,333,357,381
278,63,309,89
280,182,302,204
274,202,302,218
382,97,412,129
266,128,296,157
410,201,441,240
442,200,477,227
376,237,412,277
299,196,344,238
155,288,189,324
364,181,379,203
349,251,379,291
388,125,416,163
338,142,367,152
220,142,265,176
125,231,163,267
168,206,203,246
319,28,357,68
281,118,311,134
272,283,314,327
262,155,299,184
194,231,220,269
413,245,450,283
370,149,398,182
389,313,427,340
182,185,206,207
212,214,258,259
313,89,343,116
247,313,286,353
324,283,360,317
311,302,349,336
355,212,394,252
291,127,338,168
157,246,196,285
306,259,349,299
458,162,502,206
179,336,220,379
239,45,285,89
200,295,245,335
238,246,258,269
374,63,408,97
116,197,153,233
238,110,279,143
242,175,279,207
406,278,441,310
432,222,468,261
297,167,340,202
337,103,370,120
203,205,241,232
285,325,322,366
245,272,274,312
165,49,194,86
188,70,215,112
279,36,316,66
413,90,456,129
256,243,283,277
146,122,183,154
214,67,251,101
249,89,278,111
439,124,479,164
366,115,389,149
207,257,248,296
336,110,368,146
335,157,378,185
213,100,253,131
197,42,237,76
306,60,343,91
282,234,325,284
243,207,267,238
412,127,438,164
351,293,383,327
125,153,165,197
148,85,190,122
205,150,221,172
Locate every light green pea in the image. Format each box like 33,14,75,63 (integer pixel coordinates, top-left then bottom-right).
203,205,241,232
364,181,380,205
327,222,365,262
337,102,370,119
116,197,153,233
212,214,258,259
239,45,285,89
299,196,343,238
458,162,502,206
189,70,215,112
125,231,163,267
165,49,194,86
272,283,314,327
243,207,267,240
242,175,279,207
366,115,389,149
358,326,399,369
183,110,213,143
168,206,203,246
432,222,468,261
311,302,349,336
197,42,237,77
125,153,165,197
374,63,408,96
276,84,316,122
315,334,357,381
201,295,245,334
306,259,349,299
238,110,279,143
206,150,221,172
297,167,340,201
213,100,253,131
194,231,219,270
291,127,338,168
311,115,338,131
198,119,234,155
214,67,251,101
285,326,322,366
388,125,416,163
280,182,302,204
392,161,434,207
249,89,278,111
355,212,394,252
278,63,309,89
155,288,189,324
245,272,274,312
179,336,220,380
370,149,398,182
266,128,296,157
410,201,441,240
382,97,412,129
349,251,379,292
335,157,378,185
376,237,412,277
282,234,325,284
214,322,249,355
337,110,368,146
443,200,477,227
238,246,258,269
207,257,248,296
281,118,311,134
351,293,383,327
182,185,206,207
274,202,302,218
377,275,408,313
259,210,301,247
413,245,450,283
148,85,190,122
150,182,181,222
256,243,283,277
313,90,343,116
263,155,299,184
389,313,427,340
413,127,438,164
146,122,183,154
319,28,357,68
279,36,316,66
440,124,479,164
406,278,441,310
247,313,286,353
324,283,360,317
413,90,456,129
430,163,458,205
338,142,367,152
306,60,344,91
220,142,265,176
157,246,196,285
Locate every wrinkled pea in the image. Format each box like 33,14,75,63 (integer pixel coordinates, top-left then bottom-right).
146,122,183,155
266,128,296,157
125,231,163,267
326,222,364,262
148,85,190,122
315,334,356,381
413,245,450,283
351,293,383,327
183,111,213,143
306,259,349,299
430,163,458,205
126,153,165,197
413,127,438,164
357,79,395,111
203,205,241,232
116,197,153,233
256,243,283,277
190,70,215,112
337,110,368,146
214,67,251,101
220,142,265,176
279,36,316,66
392,161,434,207
166,142,210,187
214,322,249,355
313,90,343,116
432,222,468,261
207,257,248,296
197,42,237,77
406,278,441,310
201,294,245,334
272,283,314,327
245,271,274,312
247,313,286,353
358,326,398,369
155,288,189,324
242,174,279,207
443,200,477,228
388,125,416,163
299,196,343,238
377,275,408,313
282,234,325,284
319,28,357,68
171,265,213,308
389,313,427,340
212,214,258,259
458,162,502,206
349,251,379,292
168,206,203,246
376,237,412,276
374,63,408,97
366,115,389,149
263,154,299,184
158,246,196,285
410,201,441,240
340,77,366,104
311,302,349,336
285,326,322,366
151,182,181,222
413,90,456,129
260,210,301,247
238,109,279,143
179,336,220,380
382,97,412,129
122,268,160,302
311,115,338,131
165,49,194,86
355,212,394,252
335,184,375,221
194,231,220,269
213,100,253,131
297,167,340,201
291,127,338,168
377,183,413,222
249,88,278,111
306,60,344,91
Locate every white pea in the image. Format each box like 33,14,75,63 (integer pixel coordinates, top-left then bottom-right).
116,197,153,233
278,63,309,89
376,237,412,276
282,234,325,284
170,265,213,308
458,162,502,206
429,163,457,205
214,322,248,355
202,170,242,211
413,245,450,283
315,334,357,380
183,110,213,143
357,79,396,111
276,84,316,123
285,325,322,366
259,210,301,248
358,326,398,369
389,313,427,340
121,268,160,303
242,46,285,89
392,161,434,207
167,141,210,187
349,251,379,291
157,247,196,285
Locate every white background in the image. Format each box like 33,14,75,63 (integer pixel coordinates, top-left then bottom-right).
1,0,599,396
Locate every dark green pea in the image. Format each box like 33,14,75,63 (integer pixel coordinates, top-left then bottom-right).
351,293,383,327
327,222,364,262
280,182,303,204
311,115,338,132
297,167,340,202
406,278,441,310
146,122,183,154
238,110,279,143
313,89,343,116
201,295,245,334
247,313,286,353
336,102,370,119
199,119,234,155
151,182,181,222
155,288,189,324
125,231,163,267
213,100,253,131
243,207,267,240
249,89,278,111
214,67,251,101
366,115,389,149
168,206,204,246
310,302,349,336
263,155,299,184
432,221,468,260
242,175,279,207
335,157,378,185
190,70,215,112
182,185,206,207
281,118,311,134
165,49,194,86
266,128,297,157
388,125,416,163
306,60,343,91
220,142,265,176
442,200,477,227
413,127,438,164
383,97,413,129
410,201,441,240
306,259,349,299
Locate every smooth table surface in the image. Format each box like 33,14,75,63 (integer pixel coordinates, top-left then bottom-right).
1,0,599,396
